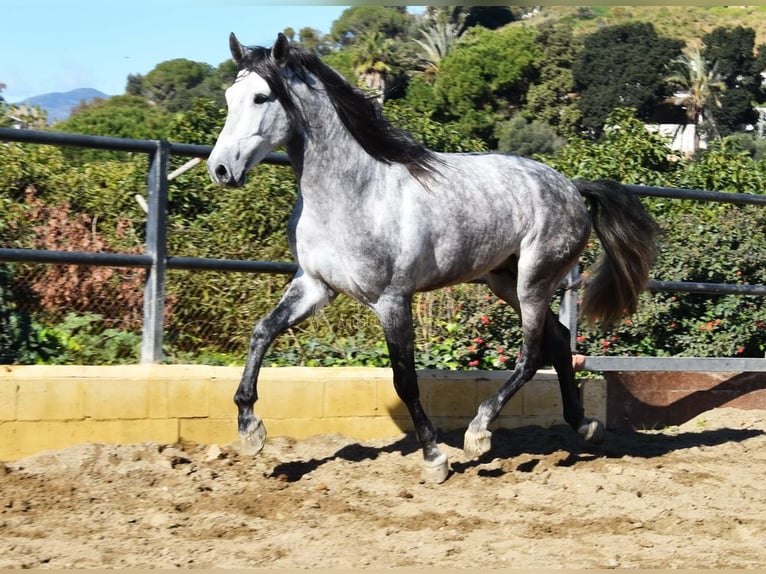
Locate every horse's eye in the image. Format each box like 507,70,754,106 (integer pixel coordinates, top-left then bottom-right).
253,94,270,105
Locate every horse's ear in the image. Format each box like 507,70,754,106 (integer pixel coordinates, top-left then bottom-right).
272,32,290,67
229,32,248,66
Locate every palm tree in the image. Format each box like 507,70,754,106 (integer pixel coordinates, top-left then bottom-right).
353,31,393,104
666,45,726,154
414,20,463,79
413,7,466,80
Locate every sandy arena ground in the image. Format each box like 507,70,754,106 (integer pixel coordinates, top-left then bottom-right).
1,407,765,568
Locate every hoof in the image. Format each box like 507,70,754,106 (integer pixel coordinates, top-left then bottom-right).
578,418,605,444
239,417,267,455
422,452,450,484
463,428,492,460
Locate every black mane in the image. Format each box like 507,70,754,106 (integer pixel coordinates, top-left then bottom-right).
239,44,440,181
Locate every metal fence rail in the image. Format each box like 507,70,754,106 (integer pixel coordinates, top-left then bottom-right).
1,127,291,362
1,127,764,371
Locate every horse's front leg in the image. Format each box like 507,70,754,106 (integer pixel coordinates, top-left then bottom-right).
236,272,333,454
373,295,449,483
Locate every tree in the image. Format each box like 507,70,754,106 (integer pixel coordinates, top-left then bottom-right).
433,25,539,143
382,99,486,153
331,6,411,46
421,6,515,32
462,6,516,30
166,98,225,147
702,26,761,134
702,26,759,90
413,19,463,79
494,116,564,156
321,49,357,85
524,19,582,137
55,95,171,162
299,27,333,55
665,46,726,153
128,59,225,112
58,95,169,139
125,74,143,97
352,31,394,102
573,22,684,136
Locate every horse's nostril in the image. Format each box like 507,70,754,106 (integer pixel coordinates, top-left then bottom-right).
215,164,229,179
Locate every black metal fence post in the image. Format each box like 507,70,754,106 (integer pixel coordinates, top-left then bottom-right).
141,141,170,363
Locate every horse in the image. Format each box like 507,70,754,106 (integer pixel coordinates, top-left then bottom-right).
207,32,658,483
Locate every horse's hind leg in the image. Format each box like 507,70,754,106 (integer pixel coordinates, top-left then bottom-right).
464,268,546,459
373,294,449,483
464,334,542,460
235,272,333,455
463,268,604,460
542,310,604,444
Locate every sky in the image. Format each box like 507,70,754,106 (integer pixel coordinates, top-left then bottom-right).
0,1,362,103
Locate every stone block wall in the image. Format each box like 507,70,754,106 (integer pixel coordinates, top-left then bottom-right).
0,365,606,461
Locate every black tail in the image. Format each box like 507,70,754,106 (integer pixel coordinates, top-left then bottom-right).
573,179,659,326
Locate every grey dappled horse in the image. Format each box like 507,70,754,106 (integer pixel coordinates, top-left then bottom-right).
207,33,658,483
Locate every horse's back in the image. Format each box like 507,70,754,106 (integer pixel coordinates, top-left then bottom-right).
426,152,590,246
397,152,591,289
435,152,582,211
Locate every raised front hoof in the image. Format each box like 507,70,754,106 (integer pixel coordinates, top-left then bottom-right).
578,417,605,445
422,452,450,484
463,429,492,460
239,418,267,455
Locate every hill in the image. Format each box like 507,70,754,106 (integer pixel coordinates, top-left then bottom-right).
19,88,109,124
523,5,766,47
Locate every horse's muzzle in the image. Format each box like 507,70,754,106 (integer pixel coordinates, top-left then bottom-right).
209,162,246,187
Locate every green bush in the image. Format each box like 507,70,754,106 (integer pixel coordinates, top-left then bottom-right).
546,109,766,360
2,102,764,367
0,266,64,364
40,312,142,365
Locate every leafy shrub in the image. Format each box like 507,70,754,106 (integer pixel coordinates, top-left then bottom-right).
547,109,766,360
494,116,565,156
0,265,64,364
21,190,151,331
2,101,765,367
41,313,141,365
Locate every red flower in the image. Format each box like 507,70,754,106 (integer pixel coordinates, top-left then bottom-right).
468,360,480,367
479,316,490,325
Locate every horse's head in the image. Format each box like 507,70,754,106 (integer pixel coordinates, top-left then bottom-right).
208,33,294,187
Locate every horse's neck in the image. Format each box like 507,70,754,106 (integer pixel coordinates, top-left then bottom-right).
290,87,378,195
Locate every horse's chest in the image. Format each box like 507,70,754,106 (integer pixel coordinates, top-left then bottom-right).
291,214,393,294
